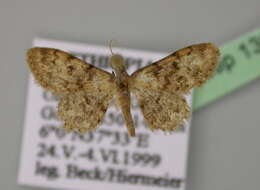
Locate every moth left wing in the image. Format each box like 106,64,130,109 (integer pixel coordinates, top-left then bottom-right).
27,47,117,133
58,90,114,133
27,47,114,94
130,43,219,94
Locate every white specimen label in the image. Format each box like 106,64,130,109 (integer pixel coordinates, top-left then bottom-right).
18,38,192,190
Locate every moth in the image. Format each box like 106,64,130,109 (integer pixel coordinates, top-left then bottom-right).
27,43,219,136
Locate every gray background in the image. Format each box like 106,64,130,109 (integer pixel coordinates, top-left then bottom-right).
1,0,260,190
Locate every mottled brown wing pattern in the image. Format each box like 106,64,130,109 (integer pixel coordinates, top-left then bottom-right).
27,47,114,94
27,47,116,133
27,43,219,134
130,43,219,94
58,91,113,133
130,43,219,131
133,88,190,131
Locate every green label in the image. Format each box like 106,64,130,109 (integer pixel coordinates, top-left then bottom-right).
193,28,260,111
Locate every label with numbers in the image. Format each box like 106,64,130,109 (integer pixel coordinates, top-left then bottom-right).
193,27,260,110
18,38,193,190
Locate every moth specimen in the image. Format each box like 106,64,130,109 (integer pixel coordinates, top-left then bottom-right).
27,43,219,136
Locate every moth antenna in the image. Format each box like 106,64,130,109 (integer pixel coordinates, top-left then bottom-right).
109,40,114,55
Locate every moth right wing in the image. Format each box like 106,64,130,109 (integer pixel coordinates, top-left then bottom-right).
130,43,219,94
129,43,219,131
131,88,190,131
27,47,115,94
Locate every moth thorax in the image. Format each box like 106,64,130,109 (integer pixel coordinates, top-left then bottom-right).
109,54,125,72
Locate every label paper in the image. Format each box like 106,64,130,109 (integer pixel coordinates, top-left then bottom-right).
18,38,192,190
193,27,260,110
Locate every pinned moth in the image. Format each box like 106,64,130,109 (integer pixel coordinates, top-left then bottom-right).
27,43,219,136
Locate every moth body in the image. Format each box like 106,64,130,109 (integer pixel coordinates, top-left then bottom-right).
109,54,135,136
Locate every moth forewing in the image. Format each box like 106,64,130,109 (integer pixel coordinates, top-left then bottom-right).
130,43,220,94
27,47,115,94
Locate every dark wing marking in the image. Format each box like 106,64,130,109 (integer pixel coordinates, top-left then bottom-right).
130,43,219,94
27,47,115,94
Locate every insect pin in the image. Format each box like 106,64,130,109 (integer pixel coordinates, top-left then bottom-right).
27,42,219,136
